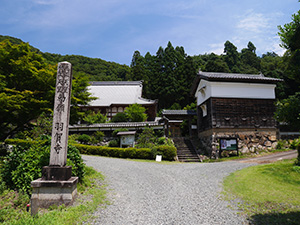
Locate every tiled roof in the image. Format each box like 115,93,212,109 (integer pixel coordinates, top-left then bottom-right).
87,81,156,107
198,71,283,83
162,110,197,116
69,121,163,131
191,71,283,96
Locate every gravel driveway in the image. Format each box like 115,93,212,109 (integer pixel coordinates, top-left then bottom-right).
83,155,255,225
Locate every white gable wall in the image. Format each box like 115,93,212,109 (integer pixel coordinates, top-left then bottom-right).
196,80,276,106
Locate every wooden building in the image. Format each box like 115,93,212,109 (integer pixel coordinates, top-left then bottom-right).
191,71,282,157
162,110,197,137
80,81,158,121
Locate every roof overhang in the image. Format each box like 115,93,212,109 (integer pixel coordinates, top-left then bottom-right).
191,71,283,96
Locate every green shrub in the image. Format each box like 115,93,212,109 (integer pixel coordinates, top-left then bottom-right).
93,131,105,142
83,111,107,124
4,138,41,148
152,145,177,161
135,127,156,148
66,145,85,180
1,143,50,194
157,137,174,146
276,139,285,149
108,139,119,147
111,112,128,122
290,138,300,149
68,134,80,145
1,139,85,194
77,134,91,144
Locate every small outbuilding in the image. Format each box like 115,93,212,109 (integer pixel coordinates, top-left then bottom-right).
161,110,197,137
191,71,282,157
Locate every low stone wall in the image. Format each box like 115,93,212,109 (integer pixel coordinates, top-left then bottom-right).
197,128,279,158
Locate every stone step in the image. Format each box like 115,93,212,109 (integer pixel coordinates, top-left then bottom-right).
178,157,199,160
173,138,200,163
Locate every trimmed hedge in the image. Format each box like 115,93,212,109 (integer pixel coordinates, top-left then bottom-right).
4,139,45,148
4,139,177,161
154,145,177,161
74,144,177,161
73,144,153,160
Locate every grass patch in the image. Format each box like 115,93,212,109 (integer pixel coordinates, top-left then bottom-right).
1,166,107,225
223,159,300,224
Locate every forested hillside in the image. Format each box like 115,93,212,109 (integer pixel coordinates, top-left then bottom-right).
0,35,292,108
42,53,131,81
1,23,300,131
0,35,131,82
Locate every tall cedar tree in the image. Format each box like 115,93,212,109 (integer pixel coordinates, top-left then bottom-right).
130,42,197,110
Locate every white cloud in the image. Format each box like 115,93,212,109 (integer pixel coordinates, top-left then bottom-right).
236,11,269,33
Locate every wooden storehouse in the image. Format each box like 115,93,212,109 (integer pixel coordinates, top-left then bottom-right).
191,71,282,157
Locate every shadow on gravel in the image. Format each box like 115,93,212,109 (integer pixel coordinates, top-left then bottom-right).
248,211,300,225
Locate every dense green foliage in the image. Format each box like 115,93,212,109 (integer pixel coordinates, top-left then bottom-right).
276,8,300,130
1,139,85,194
82,111,107,124
0,40,56,140
124,104,147,122
111,104,148,122
129,42,197,109
275,93,300,130
42,52,131,81
111,112,128,122
0,38,95,140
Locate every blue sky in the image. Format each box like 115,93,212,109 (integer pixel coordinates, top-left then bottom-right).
0,0,299,65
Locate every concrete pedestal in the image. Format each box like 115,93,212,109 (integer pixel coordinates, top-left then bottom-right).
30,176,78,215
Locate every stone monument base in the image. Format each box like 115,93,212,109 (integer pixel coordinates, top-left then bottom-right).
30,176,78,215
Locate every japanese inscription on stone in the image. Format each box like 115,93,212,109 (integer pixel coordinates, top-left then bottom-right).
50,62,72,166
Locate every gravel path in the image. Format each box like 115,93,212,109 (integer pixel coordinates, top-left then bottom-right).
83,155,255,225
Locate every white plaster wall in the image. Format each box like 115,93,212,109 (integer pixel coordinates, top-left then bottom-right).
196,80,276,106
196,80,211,106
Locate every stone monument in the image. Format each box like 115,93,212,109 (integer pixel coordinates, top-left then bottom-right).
31,62,78,215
